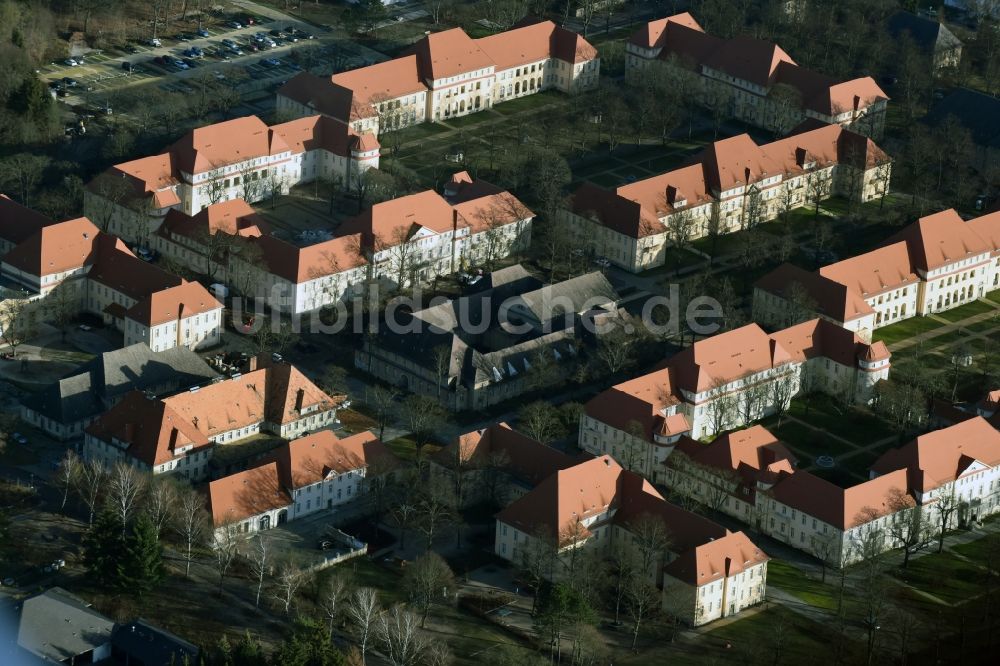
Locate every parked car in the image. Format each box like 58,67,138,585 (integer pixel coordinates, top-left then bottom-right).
182,58,198,68
177,33,193,42
12,433,28,445
213,70,226,80
77,324,93,331
261,58,281,67
121,61,134,72
197,27,210,38
229,21,243,29
149,37,162,47
593,257,611,268
271,352,284,363
269,29,283,37
221,38,237,47
63,58,79,67
61,77,78,87
124,44,139,54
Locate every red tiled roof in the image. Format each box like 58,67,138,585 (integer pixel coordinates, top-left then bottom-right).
755,263,875,323
871,417,1000,492
886,208,990,272
0,194,56,246
434,422,581,487
2,217,101,278
269,429,392,489
252,233,365,283
85,391,211,468
208,461,291,527
125,281,222,328
769,468,911,529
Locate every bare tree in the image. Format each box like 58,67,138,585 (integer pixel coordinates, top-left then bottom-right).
247,533,272,608
415,476,456,552
376,604,427,666
886,488,931,568
518,529,557,613
516,401,565,444
0,298,37,360
625,576,660,650
627,513,671,578
173,485,209,577
365,385,398,441
143,477,176,540
56,450,81,512
934,489,963,553
705,379,737,436
321,575,349,640
213,522,240,593
273,559,309,615
107,462,146,536
811,530,842,583
74,459,108,525
806,168,833,217
347,587,381,665
403,552,456,628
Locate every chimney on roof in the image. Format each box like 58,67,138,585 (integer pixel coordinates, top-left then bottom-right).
724,556,732,577
666,185,684,206
248,355,258,372
744,167,751,185
295,388,305,412
795,147,807,167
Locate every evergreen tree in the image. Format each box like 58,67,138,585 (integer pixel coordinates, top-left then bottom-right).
232,632,268,666
119,514,164,596
271,617,345,666
82,509,126,588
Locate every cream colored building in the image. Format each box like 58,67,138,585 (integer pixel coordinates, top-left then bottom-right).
754,208,1000,342
626,13,889,138
579,319,891,468
564,123,891,274
277,20,599,135
84,114,379,243
494,455,768,626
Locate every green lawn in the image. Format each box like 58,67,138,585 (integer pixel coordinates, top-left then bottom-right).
873,315,949,346
391,122,452,144
768,420,849,461
935,298,999,323
442,111,497,130
766,560,843,610
950,535,1000,564
986,292,1000,306
966,318,1000,334
494,91,562,114
786,397,894,445
621,605,857,666
891,552,986,605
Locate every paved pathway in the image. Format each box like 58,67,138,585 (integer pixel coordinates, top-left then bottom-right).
886,298,1000,353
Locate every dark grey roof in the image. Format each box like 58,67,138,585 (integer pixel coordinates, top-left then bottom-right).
111,619,199,666
514,271,618,322
887,12,963,52
924,88,1000,149
17,588,113,663
22,343,218,425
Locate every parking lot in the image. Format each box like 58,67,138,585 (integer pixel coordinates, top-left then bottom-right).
41,10,385,106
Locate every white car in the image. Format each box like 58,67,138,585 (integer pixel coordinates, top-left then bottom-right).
77,324,92,331
150,38,162,47
593,257,611,268
64,58,79,67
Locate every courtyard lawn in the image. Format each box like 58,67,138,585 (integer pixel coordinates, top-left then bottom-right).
935,298,999,323
391,122,452,144
873,315,949,347
787,397,895,445
809,464,866,488
768,420,849,461
966,318,1000,334
442,111,498,130
766,560,844,610
385,435,420,461
890,552,986,605
986,292,1000,306
639,248,706,277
